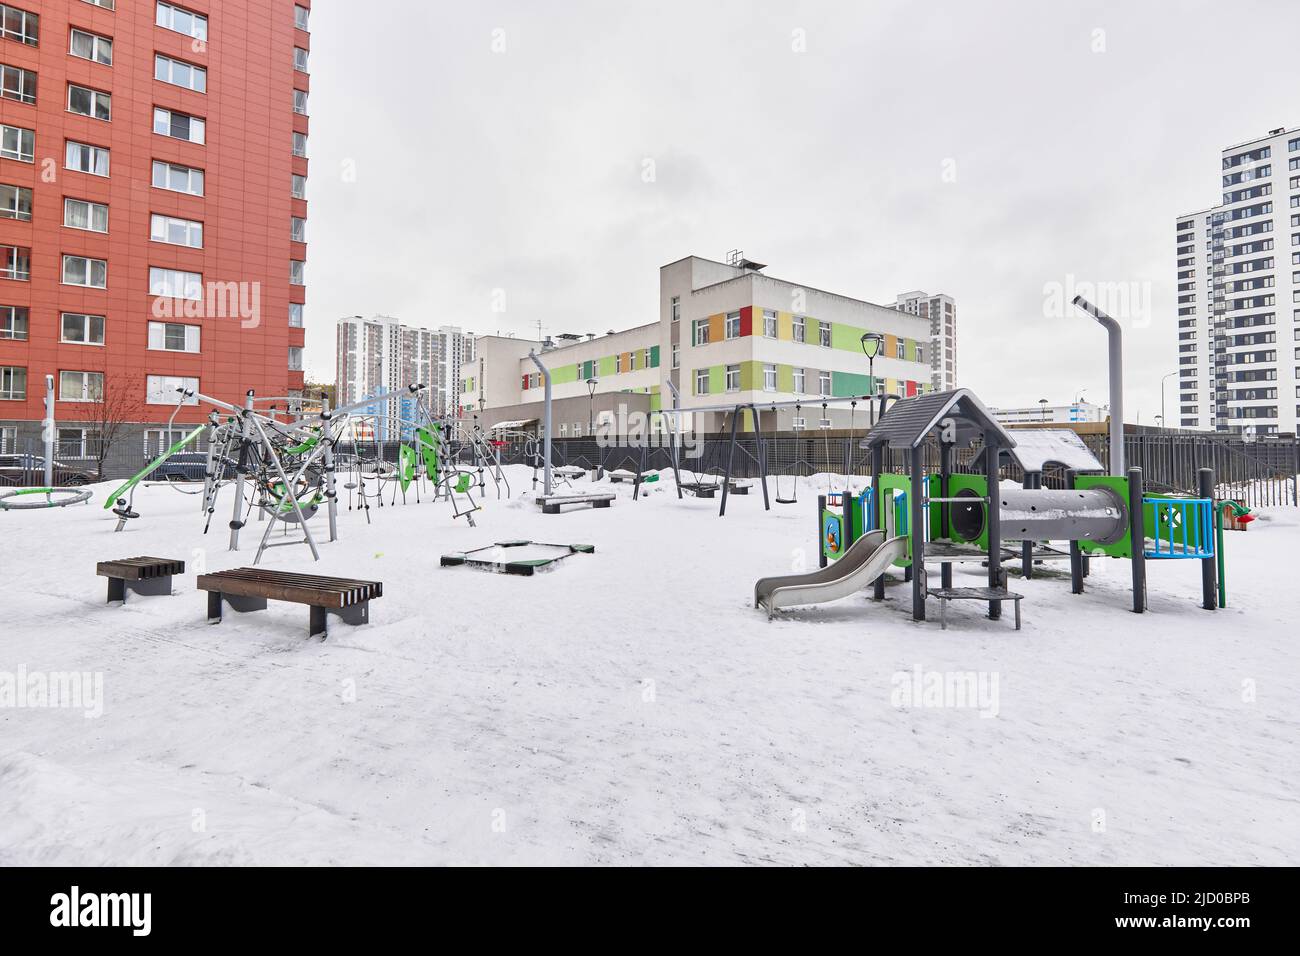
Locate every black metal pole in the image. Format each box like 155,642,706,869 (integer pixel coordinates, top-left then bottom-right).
1198,467,1217,611
872,443,885,602
940,441,953,590
1128,466,1146,613
719,406,740,517
817,493,828,569
985,438,1003,620
910,444,926,621
756,407,770,512
1021,470,1038,579
1066,468,1084,594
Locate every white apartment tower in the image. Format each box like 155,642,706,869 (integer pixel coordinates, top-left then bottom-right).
894,291,957,391
432,325,474,418
335,315,438,439
1176,126,1300,435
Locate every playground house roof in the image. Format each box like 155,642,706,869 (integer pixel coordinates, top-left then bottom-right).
489,419,537,431
1000,428,1104,473
862,388,1017,451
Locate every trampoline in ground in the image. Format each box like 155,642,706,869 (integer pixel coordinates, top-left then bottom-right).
440,540,595,576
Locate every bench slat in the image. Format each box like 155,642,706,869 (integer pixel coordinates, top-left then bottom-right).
97,557,185,580
197,568,382,608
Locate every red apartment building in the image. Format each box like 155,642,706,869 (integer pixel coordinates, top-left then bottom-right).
0,0,308,467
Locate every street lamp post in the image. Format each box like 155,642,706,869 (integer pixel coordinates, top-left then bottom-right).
1038,398,1049,422
1160,370,1177,431
586,377,598,436
859,332,884,422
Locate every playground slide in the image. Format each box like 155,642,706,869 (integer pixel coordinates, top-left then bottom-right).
754,530,909,620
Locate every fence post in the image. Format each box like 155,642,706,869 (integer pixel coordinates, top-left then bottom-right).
1198,467,1217,611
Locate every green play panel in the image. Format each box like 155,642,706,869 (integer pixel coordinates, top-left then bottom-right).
440,540,595,576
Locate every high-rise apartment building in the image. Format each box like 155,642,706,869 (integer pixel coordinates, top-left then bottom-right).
432,324,472,418
335,313,443,439
894,290,957,391
0,0,310,460
1176,126,1300,435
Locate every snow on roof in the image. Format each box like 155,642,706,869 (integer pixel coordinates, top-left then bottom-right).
1002,429,1104,473
489,419,537,431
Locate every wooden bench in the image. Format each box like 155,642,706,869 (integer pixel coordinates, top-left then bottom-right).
197,568,382,639
928,586,1024,630
536,491,615,514
97,556,185,604
680,481,719,499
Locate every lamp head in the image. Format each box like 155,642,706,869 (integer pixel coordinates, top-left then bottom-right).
860,332,883,360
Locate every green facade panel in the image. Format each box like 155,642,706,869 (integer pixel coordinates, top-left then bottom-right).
708,364,724,395
552,363,579,385
830,323,862,352
778,364,795,393
649,345,660,368
831,371,872,397
598,355,617,377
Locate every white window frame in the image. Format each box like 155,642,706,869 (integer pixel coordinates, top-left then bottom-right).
60,312,105,346
725,311,740,339
0,304,28,340
64,197,109,234
818,321,832,348
59,370,104,403
0,183,31,221
1,124,35,163
152,160,204,196
896,340,905,359
0,4,38,45
156,2,208,41
290,260,305,285
67,83,111,121
294,4,310,30
693,318,709,346
0,365,26,401
65,140,109,176
292,174,307,199
149,267,203,301
670,296,679,322
294,47,309,72
695,368,709,395
763,363,777,391
292,131,307,157
671,343,679,369
289,303,304,328
61,255,107,289
291,216,306,243
293,89,308,114
288,346,303,371
763,309,777,338
0,245,29,281
792,368,805,394
793,315,806,343
146,375,199,406
150,213,203,248
153,107,205,144
818,370,831,396
0,63,36,104
155,54,207,93
147,320,200,353
725,364,740,392
69,27,113,65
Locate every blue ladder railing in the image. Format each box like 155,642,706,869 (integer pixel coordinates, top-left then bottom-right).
1144,497,1215,559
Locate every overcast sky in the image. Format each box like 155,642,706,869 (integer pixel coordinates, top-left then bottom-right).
303,0,1300,420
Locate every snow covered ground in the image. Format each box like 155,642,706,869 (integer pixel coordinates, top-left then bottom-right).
1,466,1296,866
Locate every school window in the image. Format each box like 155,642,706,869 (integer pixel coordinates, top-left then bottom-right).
291,216,306,242
148,266,201,300
2,124,34,163
59,370,103,402
0,365,25,400
64,198,108,233
69,27,112,64
156,3,207,41
693,318,709,346
152,160,204,196
68,84,111,121
643,348,651,368
292,131,307,157
0,424,13,450
155,54,206,93
0,304,27,339
56,427,90,457
671,343,679,369
147,321,199,352
0,4,38,46
763,363,777,391
292,174,307,199
615,353,623,373
792,367,805,394
151,213,202,248
670,295,679,321
725,312,741,339
290,260,305,285
146,375,199,405
695,368,709,394
294,4,310,29
0,183,31,221
818,370,831,395
84,0,114,8
60,312,105,345
62,255,106,288
916,344,924,364
725,364,740,391
896,340,905,359
294,47,309,72
143,428,188,456
293,89,308,114
0,63,35,104
153,107,205,144
792,315,805,343
288,347,303,371
66,140,109,176
1,244,29,280
818,321,831,347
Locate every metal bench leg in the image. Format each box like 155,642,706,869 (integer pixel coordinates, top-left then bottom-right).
128,574,172,597
309,605,327,639
1014,600,1021,631
207,590,223,624
940,599,947,630
330,601,369,627
107,576,126,604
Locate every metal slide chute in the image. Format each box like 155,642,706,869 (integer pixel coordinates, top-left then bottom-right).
754,530,909,619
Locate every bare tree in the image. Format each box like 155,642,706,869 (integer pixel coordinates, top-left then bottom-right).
82,374,143,479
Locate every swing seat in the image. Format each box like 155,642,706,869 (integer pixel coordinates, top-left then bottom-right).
774,497,797,505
